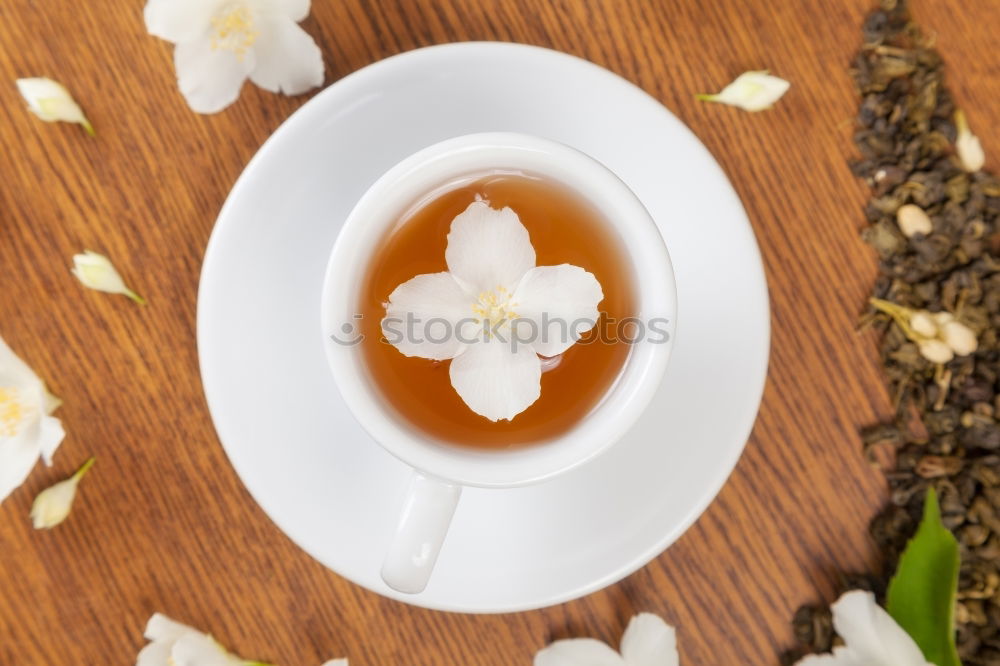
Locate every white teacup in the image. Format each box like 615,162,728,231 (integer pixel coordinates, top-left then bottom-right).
322,133,675,594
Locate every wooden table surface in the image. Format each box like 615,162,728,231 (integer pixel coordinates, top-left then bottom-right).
1,0,997,664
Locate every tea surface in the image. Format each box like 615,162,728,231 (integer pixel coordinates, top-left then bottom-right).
358,173,638,449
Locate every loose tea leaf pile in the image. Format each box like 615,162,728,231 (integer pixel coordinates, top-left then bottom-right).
786,0,1000,663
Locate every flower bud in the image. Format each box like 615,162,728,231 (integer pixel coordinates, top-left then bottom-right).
918,339,954,364
16,77,94,135
72,250,146,304
30,457,94,529
896,204,933,238
941,320,978,356
933,311,955,327
955,110,985,173
909,311,938,338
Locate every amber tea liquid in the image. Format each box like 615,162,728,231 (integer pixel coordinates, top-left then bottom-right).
358,172,638,449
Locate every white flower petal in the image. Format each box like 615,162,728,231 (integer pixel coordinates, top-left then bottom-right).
445,201,536,295
619,613,678,666
384,272,473,361
37,414,65,465
174,38,255,114
144,613,199,643
830,590,932,666
170,634,242,666
698,70,790,112
138,615,248,666
535,638,626,666
15,78,94,135
512,265,603,357
273,0,311,22
43,390,62,416
0,336,63,503
319,660,349,666
449,336,541,421
794,649,863,666
144,0,220,43
248,16,323,96
136,640,173,666
0,421,44,503
0,335,45,389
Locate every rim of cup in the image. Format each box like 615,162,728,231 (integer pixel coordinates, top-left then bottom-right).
321,132,676,488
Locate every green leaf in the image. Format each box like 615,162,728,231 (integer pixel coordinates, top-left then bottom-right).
887,488,962,666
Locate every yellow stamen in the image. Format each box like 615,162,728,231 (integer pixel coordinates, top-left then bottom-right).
210,4,259,58
0,387,29,438
471,286,519,337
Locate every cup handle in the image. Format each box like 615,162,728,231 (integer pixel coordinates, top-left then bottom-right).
381,471,463,594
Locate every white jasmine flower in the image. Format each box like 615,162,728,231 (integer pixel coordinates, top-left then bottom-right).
137,614,256,666
0,335,65,504
895,204,933,238
137,613,348,666
72,250,146,304
955,110,985,173
31,456,95,529
870,299,978,363
696,71,790,112
794,590,932,666
383,201,603,422
16,78,94,135
144,0,324,114
535,612,678,666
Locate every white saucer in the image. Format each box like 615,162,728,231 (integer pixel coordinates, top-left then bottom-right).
197,43,769,613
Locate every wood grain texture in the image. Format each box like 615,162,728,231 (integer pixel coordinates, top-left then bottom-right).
0,0,997,664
